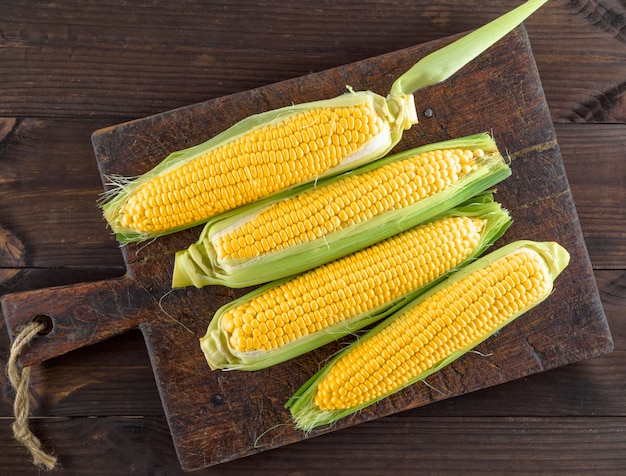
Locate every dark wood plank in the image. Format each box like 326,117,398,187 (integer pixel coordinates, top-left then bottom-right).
2,27,612,471
1,0,624,473
556,123,626,269
0,117,124,267
2,415,625,475
0,328,162,418
2,1,626,123
0,223,25,272
0,268,151,418
2,269,623,420
248,415,626,475
0,267,124,295
0,416,180,476
534,0,626,123
1,120,624,270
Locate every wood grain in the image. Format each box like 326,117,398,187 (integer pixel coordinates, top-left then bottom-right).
557,123,626,269
2,25,613,471
0,268,623,474
0,121,624,270
1,0,624,474
1,0,625,123
0,118,124,267
1,269,623,421
2,415,626,475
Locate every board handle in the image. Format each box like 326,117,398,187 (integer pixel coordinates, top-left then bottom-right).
2,276,155,366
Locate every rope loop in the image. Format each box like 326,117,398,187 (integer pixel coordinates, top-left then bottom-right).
6,320,58,471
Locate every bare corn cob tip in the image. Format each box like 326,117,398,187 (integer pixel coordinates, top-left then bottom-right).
199,197,512,371
286,240,569,431
172,133,511,289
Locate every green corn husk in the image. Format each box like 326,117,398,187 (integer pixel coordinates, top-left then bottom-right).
101,0,548,243
286,240,569,432
172,133,511,289
199,194,512,371
102,91,414,243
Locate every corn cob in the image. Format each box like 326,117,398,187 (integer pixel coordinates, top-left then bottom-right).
173,133,510,288
286,240,569,432
199,196,511,371
101,0,547,243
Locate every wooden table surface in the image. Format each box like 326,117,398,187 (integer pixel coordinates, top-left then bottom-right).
1,1,624,474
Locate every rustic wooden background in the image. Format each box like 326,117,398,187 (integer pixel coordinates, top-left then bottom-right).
1,0,624,474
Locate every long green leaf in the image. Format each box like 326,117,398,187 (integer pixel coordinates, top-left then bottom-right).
390,0,549,95
102,1,548,243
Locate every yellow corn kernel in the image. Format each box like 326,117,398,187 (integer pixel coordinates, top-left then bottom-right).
313,247,549,410
172,134,511,289
116,103,386,235
104,0,548,244
213,148,481,262
222,216,483,354
200,210,506,371
286,240,569,432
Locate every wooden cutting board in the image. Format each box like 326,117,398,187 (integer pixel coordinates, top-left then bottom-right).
1,26,613,471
